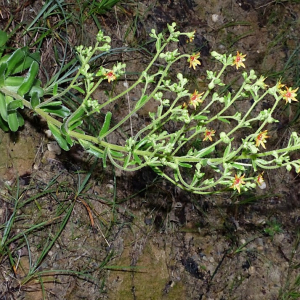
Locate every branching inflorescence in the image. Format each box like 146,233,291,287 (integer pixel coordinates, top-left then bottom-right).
0,23,299,194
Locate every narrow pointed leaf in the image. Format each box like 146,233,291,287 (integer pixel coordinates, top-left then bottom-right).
231,163,245,171
67,106,85,127
110,150,124,158
99,111,112,138
60,124,73,146
72,85,85,94
218,117,230,124
41,106,70,118
78,139,103,158
7,111,19,131
4,76,25,93
194,115,208,120
0,30,8,47
0,52,40,74
123,153,131,168
17,111,24,127
12,52,40,74
7,99,24,111
53,82,58,95
30,91,41,108
0,92,7,121
6,48,25,76
68,120,83,131
196,146,215,158
133,152,142,164
135,95,148,110
0,63,7,85
224,144,231,159
47,122,69,151
0,115,9,131
178,162,192,168
38,101,62,108
17,61,39,96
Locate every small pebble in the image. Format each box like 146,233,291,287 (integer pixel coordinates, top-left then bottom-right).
106,184,114,192
45,129,52,138
258,181,267,189
249,266,255,275
211,14,220,23
47,141,61,155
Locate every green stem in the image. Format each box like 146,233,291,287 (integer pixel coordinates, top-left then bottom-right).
172,63,235,155
100,53,189,139
197,64,228,114
134,93,182,143
96,36,174,113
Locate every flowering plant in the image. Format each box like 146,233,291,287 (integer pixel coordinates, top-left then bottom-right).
0,23,299,195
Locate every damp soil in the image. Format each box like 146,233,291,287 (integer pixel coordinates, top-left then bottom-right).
1,0,300,299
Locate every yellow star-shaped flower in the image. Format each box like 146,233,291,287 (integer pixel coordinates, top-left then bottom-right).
255,130,270,149
256,172,265,186
232,51,246,69
203,129,216,142
104,70,116,83
280,87,298,104
188,53,201,70
189,90,204,109
231,174,245,193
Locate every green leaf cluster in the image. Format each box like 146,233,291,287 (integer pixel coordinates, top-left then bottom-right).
1,24,300,195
